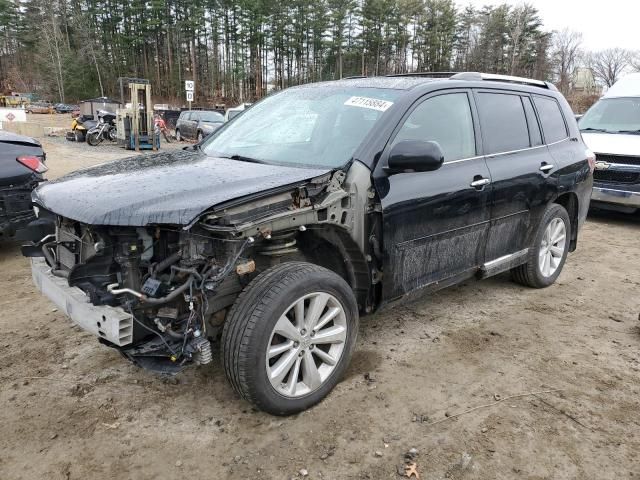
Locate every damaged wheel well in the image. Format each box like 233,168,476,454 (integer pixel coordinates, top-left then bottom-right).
293,227,371,312
554,192,579,251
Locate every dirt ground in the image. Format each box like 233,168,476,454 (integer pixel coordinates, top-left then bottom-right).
1,114,640,480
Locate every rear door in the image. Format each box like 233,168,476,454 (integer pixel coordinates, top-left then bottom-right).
475,90,553,262
378,89,493,301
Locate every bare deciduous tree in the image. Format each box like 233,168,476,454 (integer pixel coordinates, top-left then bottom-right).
630,51,640,72
587,48,631,87
551,28,582,95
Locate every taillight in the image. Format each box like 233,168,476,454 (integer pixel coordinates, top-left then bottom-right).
17,155,48,174
585,149,596,174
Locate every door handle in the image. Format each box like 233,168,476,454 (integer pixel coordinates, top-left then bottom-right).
470,178,491,188
539,163,554,172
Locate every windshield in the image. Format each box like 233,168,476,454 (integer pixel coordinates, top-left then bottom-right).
202,86,400,168
579,97,640,133
200,111,224,123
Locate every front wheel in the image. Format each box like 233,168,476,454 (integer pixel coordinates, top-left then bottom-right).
221,262,359,415
175,129,182,142
86,132,102,146
197,131,204,142
511,204,571,288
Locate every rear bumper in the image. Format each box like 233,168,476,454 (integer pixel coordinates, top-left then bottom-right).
591,186,640,208
0,183,37,236
0,212,34,236
31,257,133,346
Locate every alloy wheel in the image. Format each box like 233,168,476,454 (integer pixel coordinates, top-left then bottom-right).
266,292,347,398
539,217,567,277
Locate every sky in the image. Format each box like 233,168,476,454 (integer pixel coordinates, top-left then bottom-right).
457,0,640,51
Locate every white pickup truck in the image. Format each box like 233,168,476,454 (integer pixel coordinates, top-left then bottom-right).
579,73,640,213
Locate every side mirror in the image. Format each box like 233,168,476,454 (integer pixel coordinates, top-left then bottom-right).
575,114,583,121
386,140,444,174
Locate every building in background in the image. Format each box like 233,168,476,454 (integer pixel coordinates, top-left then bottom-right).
573,67,602,95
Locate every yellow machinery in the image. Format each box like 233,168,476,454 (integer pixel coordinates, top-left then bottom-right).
116,79,159,151
0,94,29,108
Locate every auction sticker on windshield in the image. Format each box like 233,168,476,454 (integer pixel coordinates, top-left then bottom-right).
344,96,394,112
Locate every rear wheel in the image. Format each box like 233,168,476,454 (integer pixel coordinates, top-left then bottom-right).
74,129,85,142
197,131,204,142
221,262,358,415
511,204,571,288
175,129,182,142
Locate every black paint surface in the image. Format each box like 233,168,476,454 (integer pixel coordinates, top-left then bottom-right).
33,150,331,226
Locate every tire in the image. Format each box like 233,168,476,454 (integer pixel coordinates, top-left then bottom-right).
197,131,204,142
221,262,359,415
175,129,182,142
511,203,571,288
74,130,85,142
86,132,101,146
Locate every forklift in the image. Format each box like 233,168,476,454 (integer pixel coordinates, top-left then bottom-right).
115,78,160,151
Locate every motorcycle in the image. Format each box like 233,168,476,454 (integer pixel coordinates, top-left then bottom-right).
69,115,98,142
86,110,117,146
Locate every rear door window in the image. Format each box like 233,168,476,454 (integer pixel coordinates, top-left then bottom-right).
476,92,531,154
392,92,476,162
533,96,568,144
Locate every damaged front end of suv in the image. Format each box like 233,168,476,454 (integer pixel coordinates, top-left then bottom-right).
23,154,374,375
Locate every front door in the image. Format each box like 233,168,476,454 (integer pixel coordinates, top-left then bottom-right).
375,90,492,301
185,112,198,139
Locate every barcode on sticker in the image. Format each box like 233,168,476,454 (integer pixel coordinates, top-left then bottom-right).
344,96,394,112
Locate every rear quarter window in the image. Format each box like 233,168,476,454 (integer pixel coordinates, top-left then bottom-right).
476,92,531,154
533,96,568,144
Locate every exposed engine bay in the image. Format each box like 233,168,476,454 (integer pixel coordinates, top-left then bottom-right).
25,165,377,375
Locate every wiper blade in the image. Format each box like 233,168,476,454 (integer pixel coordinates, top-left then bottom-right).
580,127,610,133
224,154,266,164
615,129,640,135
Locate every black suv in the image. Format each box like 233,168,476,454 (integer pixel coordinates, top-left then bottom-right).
23,73,593,415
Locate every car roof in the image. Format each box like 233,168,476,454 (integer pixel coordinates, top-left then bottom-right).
291,73,560,99
295,76,441,91
182,110,222,115
603,72,640,98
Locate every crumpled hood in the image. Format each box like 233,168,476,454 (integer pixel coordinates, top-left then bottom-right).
582,132,640,156
33,150,331,226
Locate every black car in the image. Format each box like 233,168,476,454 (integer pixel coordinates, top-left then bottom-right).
23,73,593,415
0,131,47,238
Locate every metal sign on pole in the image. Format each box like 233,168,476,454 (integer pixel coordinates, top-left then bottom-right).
185,81,194,110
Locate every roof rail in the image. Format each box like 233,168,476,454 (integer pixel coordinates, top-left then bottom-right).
451,72,557,90
386,72,459,79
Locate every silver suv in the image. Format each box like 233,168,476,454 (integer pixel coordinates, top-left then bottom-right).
175,110,224,142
